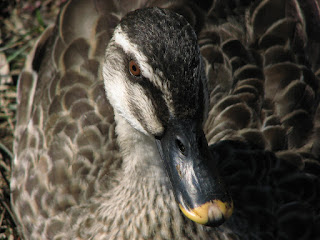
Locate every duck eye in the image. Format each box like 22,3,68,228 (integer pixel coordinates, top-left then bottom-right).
129,60,141,77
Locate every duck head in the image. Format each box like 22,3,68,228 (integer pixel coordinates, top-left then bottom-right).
102,7,233,227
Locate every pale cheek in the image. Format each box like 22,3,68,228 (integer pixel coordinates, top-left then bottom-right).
103,66,125,110
103,71,148,134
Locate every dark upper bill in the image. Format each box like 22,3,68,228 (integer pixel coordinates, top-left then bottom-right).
156,118,233,227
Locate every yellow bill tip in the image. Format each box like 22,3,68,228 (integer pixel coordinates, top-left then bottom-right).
179,200,233,226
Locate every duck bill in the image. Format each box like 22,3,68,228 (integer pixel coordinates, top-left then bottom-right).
156,119,233,227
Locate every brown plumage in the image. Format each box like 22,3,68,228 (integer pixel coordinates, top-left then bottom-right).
12,0,320,239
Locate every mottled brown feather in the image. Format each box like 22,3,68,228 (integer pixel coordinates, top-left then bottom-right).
12,0,320,239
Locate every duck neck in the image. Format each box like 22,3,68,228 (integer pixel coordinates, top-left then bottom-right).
114,111,169,185
92,112,222,239
92,112,213,239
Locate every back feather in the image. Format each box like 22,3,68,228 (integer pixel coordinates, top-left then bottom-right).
12,0,320,239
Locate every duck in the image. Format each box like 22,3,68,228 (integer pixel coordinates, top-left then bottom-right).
10,0,320,239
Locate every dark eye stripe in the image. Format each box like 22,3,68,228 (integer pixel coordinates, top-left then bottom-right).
132,77,170,128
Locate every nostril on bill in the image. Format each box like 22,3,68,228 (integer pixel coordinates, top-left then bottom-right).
175,138,186,155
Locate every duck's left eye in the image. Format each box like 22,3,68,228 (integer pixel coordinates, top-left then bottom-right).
129,60,141,77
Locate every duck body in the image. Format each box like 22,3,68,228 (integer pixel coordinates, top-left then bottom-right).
11,0,320,239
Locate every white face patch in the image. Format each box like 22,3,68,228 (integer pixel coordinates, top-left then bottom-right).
103,45,148,135
103,26,174,135
113,26,175,115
